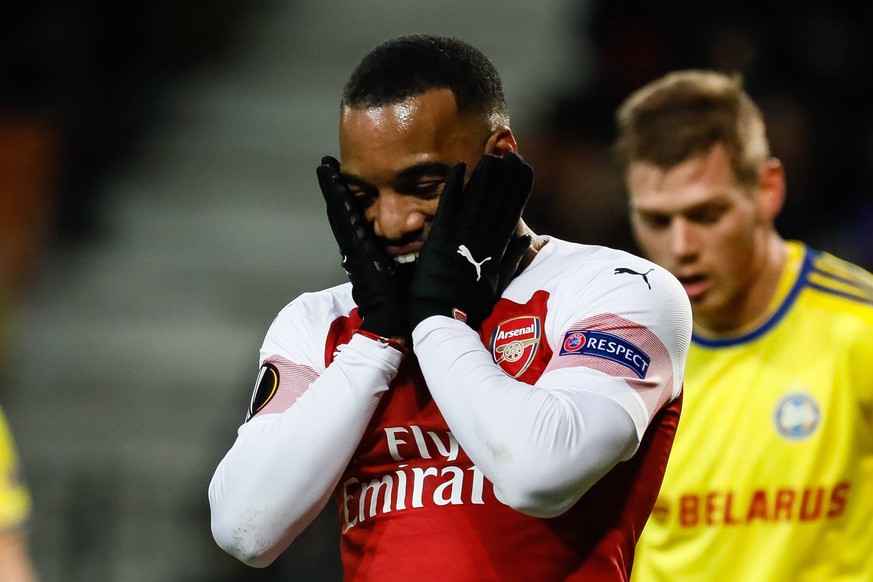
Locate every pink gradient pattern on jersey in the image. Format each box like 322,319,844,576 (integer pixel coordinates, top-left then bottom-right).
544,313,675,421
253,354,320,418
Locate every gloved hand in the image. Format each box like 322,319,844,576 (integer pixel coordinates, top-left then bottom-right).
317,156,410,341
408,152,533,330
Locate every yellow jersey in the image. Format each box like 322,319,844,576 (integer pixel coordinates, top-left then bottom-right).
632,241,873,582
0,406,30,532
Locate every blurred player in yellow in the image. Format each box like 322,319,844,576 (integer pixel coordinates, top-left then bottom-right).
0,406,37,581
614,70,873,581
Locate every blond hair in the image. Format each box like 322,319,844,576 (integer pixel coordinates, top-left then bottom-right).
615,70,769,185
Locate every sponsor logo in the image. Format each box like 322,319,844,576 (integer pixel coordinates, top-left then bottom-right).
341,425,503,531
559,329,650,378
614,267,654,290
457,245,491,281
490,316,541,378
774,392,820,440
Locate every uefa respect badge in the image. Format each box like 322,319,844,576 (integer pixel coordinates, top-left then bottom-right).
490,316,541,378
559,329,651,378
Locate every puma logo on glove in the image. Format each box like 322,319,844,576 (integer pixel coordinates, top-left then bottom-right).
408,153,533,331
457,245,492,281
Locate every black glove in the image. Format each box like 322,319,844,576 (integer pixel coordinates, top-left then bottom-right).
408,152,533,330
317,156,410,341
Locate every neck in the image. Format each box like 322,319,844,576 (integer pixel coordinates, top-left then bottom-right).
516,223,546,272
696,231,788,337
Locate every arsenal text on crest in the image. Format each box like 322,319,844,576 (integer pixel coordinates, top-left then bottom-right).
490,316,541,379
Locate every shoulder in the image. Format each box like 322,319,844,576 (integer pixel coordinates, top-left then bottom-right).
0,409,30,530
802,245,873,325
535,237,688,317
793,244,873,366
529,237,670,281
261,282,355,362
536,239,692,403
799,246,873,396
518,237,691,355
274,282,355,324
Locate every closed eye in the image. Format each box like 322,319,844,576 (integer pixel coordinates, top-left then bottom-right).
685,203,729,225
341,161,453,206
346,183,379,208
637,212,672,230
396,179,446,199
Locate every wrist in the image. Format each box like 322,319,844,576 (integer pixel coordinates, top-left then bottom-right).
411,313,477,352
409,299,449,330
355,329,408,352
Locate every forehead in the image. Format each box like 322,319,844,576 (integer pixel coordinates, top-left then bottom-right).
339,89,484,179
628,144,743,212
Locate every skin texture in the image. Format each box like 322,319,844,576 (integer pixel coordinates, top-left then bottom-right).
0,532,38,582
627,143,787,335
337,88,539,262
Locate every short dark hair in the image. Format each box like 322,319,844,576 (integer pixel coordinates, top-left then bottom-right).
342,35,510,128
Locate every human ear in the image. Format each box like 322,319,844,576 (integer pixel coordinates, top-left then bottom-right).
758,158,786,222
485,126,518,156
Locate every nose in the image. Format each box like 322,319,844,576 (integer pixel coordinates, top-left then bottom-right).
367,191,427,242
670,217,699,262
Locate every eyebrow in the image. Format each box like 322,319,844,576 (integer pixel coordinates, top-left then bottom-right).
396,162,453,181
634,196,731,216
340,161,454,187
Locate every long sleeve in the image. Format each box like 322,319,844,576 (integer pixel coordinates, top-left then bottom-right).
208,333,402,567
410,243,691,518
412,316,640,518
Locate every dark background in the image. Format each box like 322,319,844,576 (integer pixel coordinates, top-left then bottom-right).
522,0,873,267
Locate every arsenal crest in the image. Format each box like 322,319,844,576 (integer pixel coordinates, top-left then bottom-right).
490,316,541,378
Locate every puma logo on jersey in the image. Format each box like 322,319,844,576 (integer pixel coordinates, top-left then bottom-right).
614,267,654,290
457,245,491,281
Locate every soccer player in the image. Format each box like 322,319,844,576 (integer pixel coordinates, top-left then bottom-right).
0,407,37,581
615,70,873,581
209,35,692,581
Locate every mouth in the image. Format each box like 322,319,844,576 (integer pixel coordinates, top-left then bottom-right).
678,274,710,300
395,252,419,264
386,242,423,264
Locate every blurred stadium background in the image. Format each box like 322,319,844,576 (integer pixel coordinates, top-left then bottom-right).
1,1,870,580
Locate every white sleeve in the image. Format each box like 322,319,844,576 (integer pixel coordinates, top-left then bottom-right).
411,255,691,519
208,329,403,567
412,317,638,518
